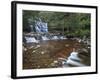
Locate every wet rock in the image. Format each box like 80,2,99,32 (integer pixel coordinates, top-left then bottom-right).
41,51,45,54
78,48,90,57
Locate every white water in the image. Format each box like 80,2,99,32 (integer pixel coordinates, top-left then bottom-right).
42,35,67,40
52,36,59,40
62,52,85,67
24,35,67,43
59,36,67,39
35,19,48,33
67,52,83,65
66,59,85,66
42,36,49,40
25,37,39,43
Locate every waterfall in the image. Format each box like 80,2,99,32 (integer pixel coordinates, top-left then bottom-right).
61,50,90,67
24,34,67,43
35,18,48,33
66,52,84,66
24,18,68,43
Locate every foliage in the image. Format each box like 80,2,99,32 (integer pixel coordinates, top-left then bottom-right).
23,10,90,38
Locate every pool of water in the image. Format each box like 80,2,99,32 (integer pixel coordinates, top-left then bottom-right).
23,39,90,69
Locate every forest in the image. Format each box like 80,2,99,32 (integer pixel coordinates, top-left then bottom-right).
23,10,91,38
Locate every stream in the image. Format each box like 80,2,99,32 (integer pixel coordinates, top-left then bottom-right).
23,37,90,69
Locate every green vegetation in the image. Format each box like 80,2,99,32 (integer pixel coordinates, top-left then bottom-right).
23,10,90,38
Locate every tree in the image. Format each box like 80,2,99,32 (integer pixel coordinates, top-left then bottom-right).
23,10,91,38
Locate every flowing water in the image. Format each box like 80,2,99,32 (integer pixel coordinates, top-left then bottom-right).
23,38,90,69
35,18,48,33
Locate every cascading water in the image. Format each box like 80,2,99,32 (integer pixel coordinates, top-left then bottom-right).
25,18,67,43
66,52,85,66
52,36,59,40
42,36,49,40
59,36,67,39
25,37,39,43
61,49,90,67
35,18,48,33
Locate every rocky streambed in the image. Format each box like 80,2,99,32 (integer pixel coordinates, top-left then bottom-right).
23,38,90,69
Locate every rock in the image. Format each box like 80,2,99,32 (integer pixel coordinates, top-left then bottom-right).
53,60,58,63
23,46,27,51
29,46,34,49
78,48,90,57
41,51,45,54
65,44,69,47
32,50,36,53
34,45,40,49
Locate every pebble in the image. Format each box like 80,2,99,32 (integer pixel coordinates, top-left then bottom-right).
41,51,45,54
65,44,69,47
32,50,36,53
53,60,58,63
50,63,55,66
29,46,34,49
37,66,40,68
23,47,27,51
34,45,40,49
